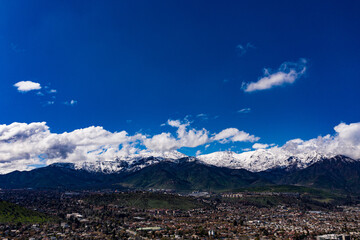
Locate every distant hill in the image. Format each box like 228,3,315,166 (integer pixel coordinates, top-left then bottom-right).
279,155,360,193
116,159,269,191
0,164,125,190
1,155,360,195
0,158,267,191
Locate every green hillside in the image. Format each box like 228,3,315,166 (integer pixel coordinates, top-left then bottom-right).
282,156,360,194
0,201,52,223
117,160,269,192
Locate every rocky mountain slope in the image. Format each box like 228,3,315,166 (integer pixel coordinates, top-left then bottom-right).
67,149,336,174
1,151,360,194
197,150,331,172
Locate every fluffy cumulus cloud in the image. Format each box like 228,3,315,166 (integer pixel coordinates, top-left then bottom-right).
334,123,360,146
1,120,360,174
0,120,258,173
144,120,209,151
152,120,258,150
143,132,180,152
266,122,360,160
14,81,41,92
243,58,307,92
144,119,259,152
252,143,269,149
0,122,143,174
213,128,259,143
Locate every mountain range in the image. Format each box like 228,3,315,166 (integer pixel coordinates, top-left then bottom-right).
1,151,360,194
71,149,333,174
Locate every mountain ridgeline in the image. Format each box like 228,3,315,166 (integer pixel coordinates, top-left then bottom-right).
1,154,360,194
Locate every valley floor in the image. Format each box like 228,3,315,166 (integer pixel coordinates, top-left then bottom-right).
0,190,359,239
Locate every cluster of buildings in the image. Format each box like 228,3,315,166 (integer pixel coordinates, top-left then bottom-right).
0,189,359,239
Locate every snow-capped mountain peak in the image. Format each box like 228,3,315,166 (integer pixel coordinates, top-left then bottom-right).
73,150,187,174
197,149,333,172
55,148,355,174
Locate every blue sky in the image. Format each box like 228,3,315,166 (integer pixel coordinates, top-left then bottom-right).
1,0,360,161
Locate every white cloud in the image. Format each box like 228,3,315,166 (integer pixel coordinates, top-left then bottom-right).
252,143,269,149
0,120,259,173
144,120,209,151
269,122,360,160
1,120,360,174
334,122,360,145
143,132,180,152
212,128,259,143
243,58,307,92
145,120,259,152
0,122,143,174
14,81,41,92
238,108,251,113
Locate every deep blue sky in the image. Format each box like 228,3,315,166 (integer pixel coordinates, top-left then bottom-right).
1,0,360,155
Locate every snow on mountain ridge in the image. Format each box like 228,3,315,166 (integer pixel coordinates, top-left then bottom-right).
69,149,350,174
74,150,187,174
197,149,335,172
